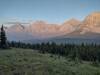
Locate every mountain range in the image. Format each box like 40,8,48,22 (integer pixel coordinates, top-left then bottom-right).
5,12,100,44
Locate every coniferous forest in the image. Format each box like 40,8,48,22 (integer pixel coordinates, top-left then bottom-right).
8,41,100,62
0,0,100,74
0,25,100,62
0,25,100,75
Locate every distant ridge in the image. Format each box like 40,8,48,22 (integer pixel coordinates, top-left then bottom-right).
5,12,100,44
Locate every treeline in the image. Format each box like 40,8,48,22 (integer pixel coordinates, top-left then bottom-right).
8,41,100,62
1,24,100,62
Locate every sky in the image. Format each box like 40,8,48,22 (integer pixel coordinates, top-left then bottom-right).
0,0,100,26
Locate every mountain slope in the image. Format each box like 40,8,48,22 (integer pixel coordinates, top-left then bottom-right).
59,19,80,34
79,12,100,33
6,12,100,43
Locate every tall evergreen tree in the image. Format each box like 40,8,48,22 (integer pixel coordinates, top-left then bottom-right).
0,24,7,49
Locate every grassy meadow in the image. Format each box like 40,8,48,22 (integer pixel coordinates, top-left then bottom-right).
0,48,100,75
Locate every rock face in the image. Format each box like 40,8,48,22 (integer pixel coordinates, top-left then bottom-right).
80,12,100,34
6,23,33,41
28,21,60,38
6,12,100,42
60,19,80,34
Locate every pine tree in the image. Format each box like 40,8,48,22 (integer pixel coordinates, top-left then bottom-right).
0,24,7,49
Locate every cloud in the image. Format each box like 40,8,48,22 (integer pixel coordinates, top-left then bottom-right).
5,22,29,25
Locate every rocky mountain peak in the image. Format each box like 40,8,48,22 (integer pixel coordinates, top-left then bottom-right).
83,12,100,26
80,12,100,33
63,18,80,25
6,12,100,41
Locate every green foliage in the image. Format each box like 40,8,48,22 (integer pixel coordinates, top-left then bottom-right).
0,25,8,49
8,41,100,62
0,48,100,75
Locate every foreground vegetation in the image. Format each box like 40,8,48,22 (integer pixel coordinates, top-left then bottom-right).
9,41,100,62
0,25,100,75
0,48,100,75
